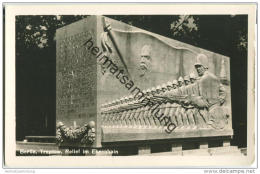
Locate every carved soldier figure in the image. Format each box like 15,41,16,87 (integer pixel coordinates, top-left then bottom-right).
172,80,178,89
108,102,115,127
150,87,161,127
131,91,148,128
163,80,177,127
178,77,184,88
175,77,189,129
151,87,157,96
139,90,151,128
185,75,195,96
143,88,159,128
153,85,164,128
124,95,135,127
111,100,120,128
103,102,110,127
114,98,123,128
157,84,169,127
161,83,168,93
190,73,197,84
184,76,191,86
137,88,155,128
101,103,108,127
119,97,130,127
144,89,159,128
106,101,114,127
191,54,227,129
167,80,179,128
183,75,196,129
166,81,173,91
186,73,200,129
117,97,126,127
164,79,183,129
156,85,161,95
128,93,143,128
127,95,138,127
114,99,122,128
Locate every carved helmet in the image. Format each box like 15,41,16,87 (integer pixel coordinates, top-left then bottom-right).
189,72,196,79
178,76,184,82
112,100,117,105
108,101,113,107
184,75,190,82
162,83,167,89
156,85,161,91
194,53,209,69
172,80,178,85
146,88,151,93
167,81,172,87
116,99,121,104
124,96,129,102
151,87,156,92
128,95,134,100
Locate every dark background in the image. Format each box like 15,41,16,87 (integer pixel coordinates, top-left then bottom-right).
15,15,248,147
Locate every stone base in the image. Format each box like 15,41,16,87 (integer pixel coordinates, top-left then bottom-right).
139,146,243,156
209,146,242,156
16,140,243,156
171,143,182,155
138,146,151,155
102,127,233,142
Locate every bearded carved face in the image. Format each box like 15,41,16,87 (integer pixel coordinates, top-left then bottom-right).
139,45,152,77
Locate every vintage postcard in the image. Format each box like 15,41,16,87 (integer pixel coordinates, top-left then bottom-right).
4,3,256,168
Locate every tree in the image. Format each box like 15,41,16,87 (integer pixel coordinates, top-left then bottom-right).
107,15,247,57
16,15,86,139
16,15,248,60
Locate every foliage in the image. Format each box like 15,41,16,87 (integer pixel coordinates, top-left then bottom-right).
16,15,247,58
16,15,87,58
107,15,247,57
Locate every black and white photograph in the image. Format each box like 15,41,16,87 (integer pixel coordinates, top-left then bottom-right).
3,3,256,168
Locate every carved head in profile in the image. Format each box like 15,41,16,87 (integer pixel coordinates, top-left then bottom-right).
189,73,197,83
194,54,209,77
139,45,152,77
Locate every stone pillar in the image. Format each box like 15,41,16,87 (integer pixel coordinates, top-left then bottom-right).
199,142,208,149
223,140,231,147
138,146,151,155
171,143,182,155
56,16,99,147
